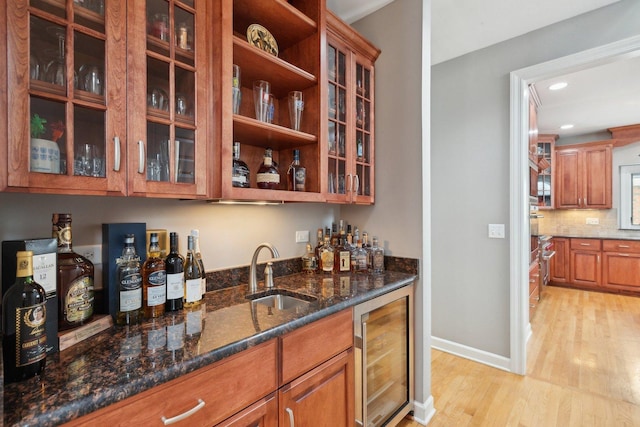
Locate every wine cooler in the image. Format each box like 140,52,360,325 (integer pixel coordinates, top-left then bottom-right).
354,284,414,426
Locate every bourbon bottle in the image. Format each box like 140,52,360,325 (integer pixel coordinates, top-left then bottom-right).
52,213,94,331
256,148,280,189
142,233,166,318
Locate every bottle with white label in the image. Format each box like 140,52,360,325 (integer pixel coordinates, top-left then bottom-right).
190,229,206,298
164,232,184,312
256,148,280,189
116,234,143,325
142,233,166,318
183,235,202,308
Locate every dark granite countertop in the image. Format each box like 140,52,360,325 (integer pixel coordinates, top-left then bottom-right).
546,234,640,241
3,268,416,426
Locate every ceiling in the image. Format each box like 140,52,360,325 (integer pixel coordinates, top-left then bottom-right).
327,0,638,138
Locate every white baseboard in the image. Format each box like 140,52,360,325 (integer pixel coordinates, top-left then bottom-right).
409,395,435,425
431,336,512,372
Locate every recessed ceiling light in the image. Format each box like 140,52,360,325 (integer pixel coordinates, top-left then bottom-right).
560,124,574,130
549,82,568,91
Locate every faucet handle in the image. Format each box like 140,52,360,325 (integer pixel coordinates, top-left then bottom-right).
264,262,274,289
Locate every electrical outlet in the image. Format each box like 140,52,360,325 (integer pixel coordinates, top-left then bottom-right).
75,244,102,264
488,224,506,239
586,217,599,225
295,230,310,243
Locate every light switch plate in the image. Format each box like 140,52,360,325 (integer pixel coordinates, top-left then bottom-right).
295,230,310,243
488,224,506,239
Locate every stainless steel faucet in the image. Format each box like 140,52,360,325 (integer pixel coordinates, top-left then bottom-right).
249,243,280,293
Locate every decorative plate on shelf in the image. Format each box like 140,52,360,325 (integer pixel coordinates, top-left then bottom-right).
247,24,278,57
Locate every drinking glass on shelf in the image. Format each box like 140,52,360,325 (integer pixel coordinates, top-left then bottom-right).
91,145,104,177
253,80,270,122
80,64,103,95
232,64,241,114
45,29,66,86
74,144,95,176
30,53,42,81
266,94,275,124
148,87,169,111
288,91,304,131
176,93,188,116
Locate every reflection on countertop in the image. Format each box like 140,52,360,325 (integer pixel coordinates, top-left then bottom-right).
3,257,418,427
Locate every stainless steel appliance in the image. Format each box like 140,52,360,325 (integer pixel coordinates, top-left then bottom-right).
530,197,541,264
354,284,414,427
538,235,555,286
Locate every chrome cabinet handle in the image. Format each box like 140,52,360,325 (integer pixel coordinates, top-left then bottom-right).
285,407,295,427
161,399,205,425
618,245,631,249
617,253,630,257
579,243,592,246
113,136,121,171
137,140,145,174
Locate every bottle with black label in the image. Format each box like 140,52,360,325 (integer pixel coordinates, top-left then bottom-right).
52,213,94,331
165,232,184,312
116,234,143,325
2,251,47,383
232,142,250,188
287,149,306,191
142,233,166,318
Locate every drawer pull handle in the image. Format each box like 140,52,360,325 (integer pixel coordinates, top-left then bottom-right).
618,253,630,257
286,407,295,427
619,245,630,248
579,243,591,246
161,399,205,425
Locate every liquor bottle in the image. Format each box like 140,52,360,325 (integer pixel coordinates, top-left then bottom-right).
314,228,324,273
362,231,372,269
2,251,47,383
256,148,280,189
301,243,317,274
330,222,339,247
183,235,202,308
165,232,184,312
142,233,166,318
116,234,143,326
334,229,351,273
287,149,306,191
319,236,335,273
370,236,385,274
190,229,206,298
350,240,368,273
52,213,94,331
232,142,250,188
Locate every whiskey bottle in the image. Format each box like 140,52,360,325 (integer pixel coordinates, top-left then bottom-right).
256,148,280,189
142,233,166,318
370,236,385,274
52,213,94,331
165,232,184,312
319,236,335,273
314,228,324,273
232,142,250,188
334,229,351,273
350,240,368,273
183,235,202,308
301,243,317,274
116,234,143,326
287,149,306,191
2,251,47,383
190,229,206,298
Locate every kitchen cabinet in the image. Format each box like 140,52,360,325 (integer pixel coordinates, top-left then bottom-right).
212,0,324,202
324,11,380,204
5,0,127,195
549,237,570,284
602,239,640,293
126,0,209,198
529,261,540,321
63,339,278,427
569,238,601,289
216,394,278,427
536,134,556,209
4,0,209,198
555,144,612,209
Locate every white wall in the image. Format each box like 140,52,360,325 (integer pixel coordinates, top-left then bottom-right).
346,0,432,420
432,0,640,358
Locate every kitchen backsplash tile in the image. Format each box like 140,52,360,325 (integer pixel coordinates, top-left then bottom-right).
539,208,640,239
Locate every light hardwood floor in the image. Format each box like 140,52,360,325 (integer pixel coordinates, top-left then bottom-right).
399,285,640,426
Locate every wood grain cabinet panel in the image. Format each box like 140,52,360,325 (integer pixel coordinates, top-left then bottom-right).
63,340,278,427
602,240,640,293
569,238,602,289
550,237,570,284
555,145,611,209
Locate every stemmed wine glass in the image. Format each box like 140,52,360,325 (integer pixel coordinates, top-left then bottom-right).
45,27,66,87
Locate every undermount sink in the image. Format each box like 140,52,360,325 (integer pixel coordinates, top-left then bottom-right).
246,291,317,310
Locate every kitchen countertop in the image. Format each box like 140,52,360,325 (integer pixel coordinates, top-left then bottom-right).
549,234,640,241
3,269,416,426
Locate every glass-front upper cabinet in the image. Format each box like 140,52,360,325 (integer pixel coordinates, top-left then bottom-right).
325,11,379,205
127,0,207,198
537,134,557,209
5,0,127,194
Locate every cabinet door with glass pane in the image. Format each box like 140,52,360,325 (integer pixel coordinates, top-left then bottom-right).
325,12,379,205
127,0,208,198
5,0,127,195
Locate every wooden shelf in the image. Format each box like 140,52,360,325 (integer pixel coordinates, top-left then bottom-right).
233,36,316,98
220,186,323,203
233,0,317,51
233,114,316,151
